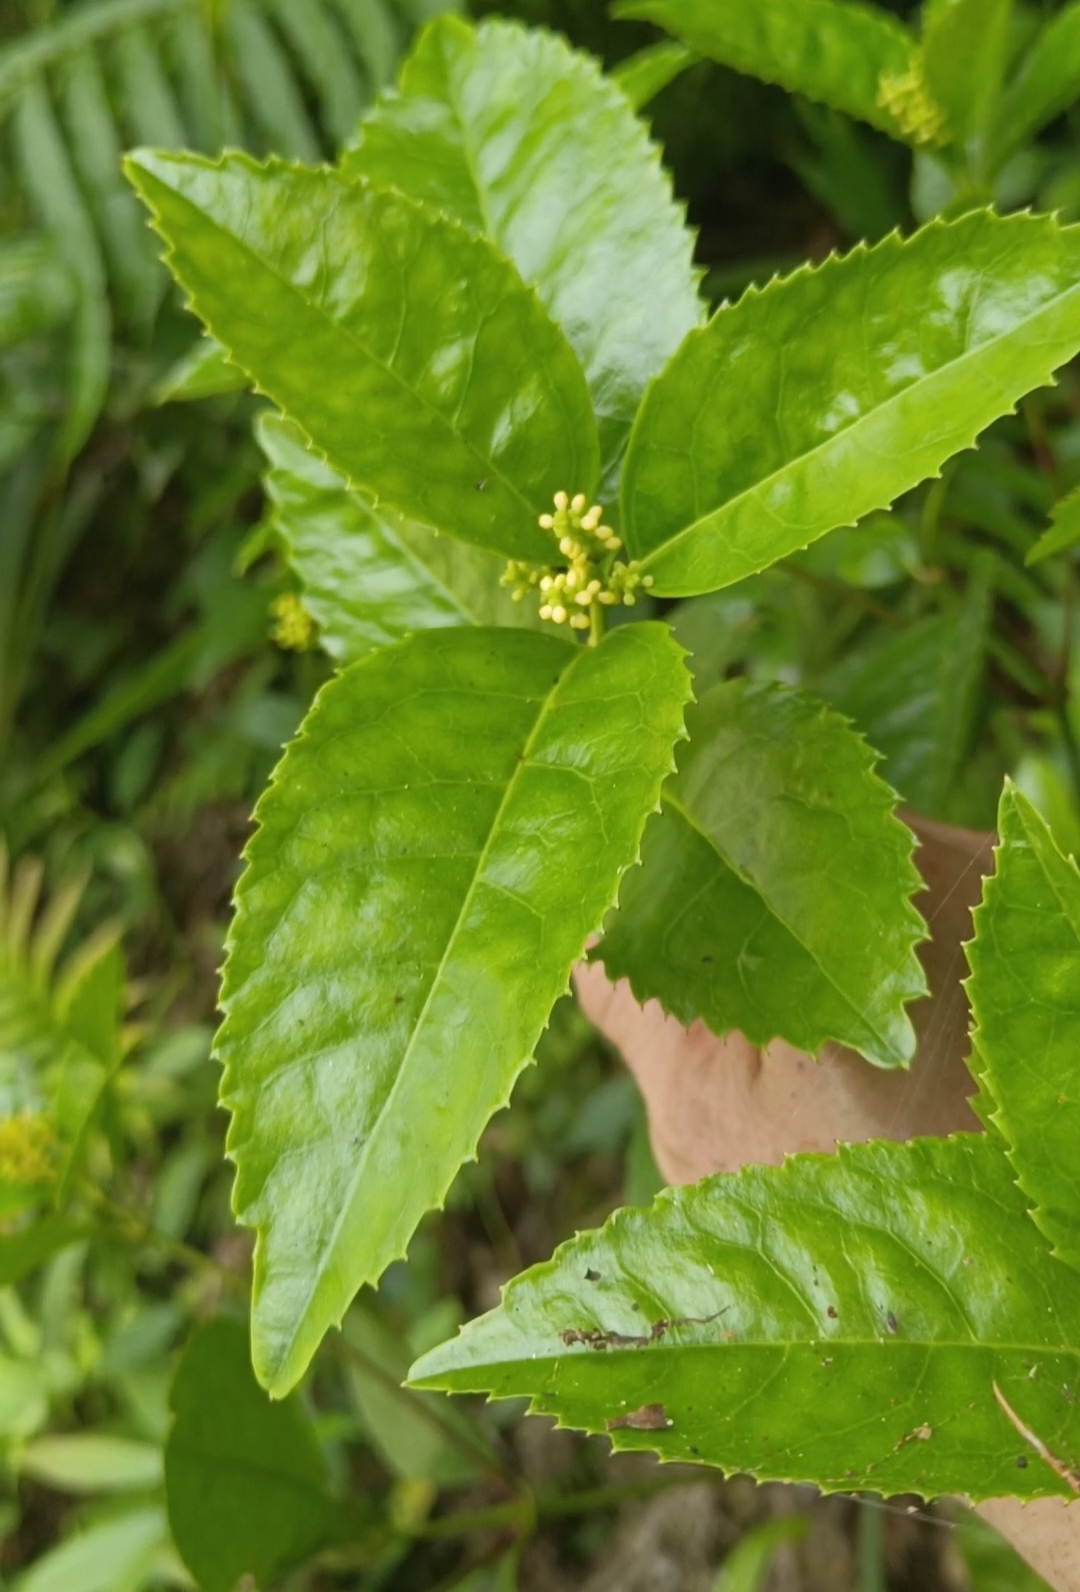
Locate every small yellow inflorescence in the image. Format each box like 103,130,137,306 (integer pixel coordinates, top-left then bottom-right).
0,1113,56,1186
876,54,949,148
502,491,654,635
270,592,316,652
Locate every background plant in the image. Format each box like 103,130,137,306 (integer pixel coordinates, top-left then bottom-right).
7,0,1080,1589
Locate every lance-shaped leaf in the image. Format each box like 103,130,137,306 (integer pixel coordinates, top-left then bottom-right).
258,413,538,664
596,680,926,1068
411,1133,1080,1501
124,151,598,563
218,623,691,1395
342,16,702,493
969,785,1080,1273
920,0,1011,148
612,0,915,138
622,210,1080,597
994,2,1080,165
1026,484,1080,566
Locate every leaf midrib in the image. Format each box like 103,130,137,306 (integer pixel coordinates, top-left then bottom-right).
635,269,1080,576
274,639,587,1378
661,789,899,1061
144,164,543,535
428,1333,1080,1375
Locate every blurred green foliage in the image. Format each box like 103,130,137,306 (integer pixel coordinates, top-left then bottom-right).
3,0,1080,1587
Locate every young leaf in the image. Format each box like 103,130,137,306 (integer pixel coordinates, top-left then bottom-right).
611,40,697,112
969,784,1080,1273
622,211,1080,597
1026,484,1080,566
124,151,598,562
18,1434,163,1494
218,623,691,1395
258,412,536,663
154,336,248,404
596,680,926,1068
342,16,702,492
410,1134,1080,1501
612,0,916,137
994,2,1080,163
165,1317,339,1592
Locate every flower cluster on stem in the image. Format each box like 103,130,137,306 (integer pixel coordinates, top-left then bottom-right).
502,492,653,643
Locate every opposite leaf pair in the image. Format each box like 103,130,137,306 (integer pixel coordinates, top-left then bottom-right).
123,15,1080,1401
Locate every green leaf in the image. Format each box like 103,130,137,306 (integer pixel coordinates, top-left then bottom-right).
0,1216,85,1287
58,47,164,336
612,0,915,137
714,1516,807,1592
621,211,1080,597
920,0,1012,147
969,785,1080,1272
611,40,697,111
0,1355,49,1443
223,0,323,161
15,1507,166,1592
1026,483,1080,566
258,412,536,663
342,16,702,492
18,1434,163,1494
597,680,926,1068
816,573,991,819
0,239,74,351
165,1317,338,1592
12,78,110,460
153,336,248,404
994,2,1080,163
954,1509,1054,1592
125,149,597,561
343,1305,479,1483
218,623,690,1395
410,1133,1080,1501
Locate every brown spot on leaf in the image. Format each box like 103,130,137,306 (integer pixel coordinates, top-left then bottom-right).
606,1403,673,1432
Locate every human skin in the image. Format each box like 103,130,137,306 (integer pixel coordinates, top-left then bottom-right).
575,814,1080,1588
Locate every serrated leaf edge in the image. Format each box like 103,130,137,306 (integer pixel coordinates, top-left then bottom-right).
216,623,692,1394
625,208,1080,585
123,146,597,561
595,681,929,1067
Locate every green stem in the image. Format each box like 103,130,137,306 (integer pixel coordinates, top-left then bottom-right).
589,600,605,648
856,1499,887,1592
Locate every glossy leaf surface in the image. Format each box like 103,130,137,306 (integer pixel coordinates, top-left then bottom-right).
342,16,702,492
612,0,914,136
125,150,598,561
969,786,1080,1271
597,680,926,1067
411,1134,1080,1500
165,1317,337,1592
219,624,690,1394
622,212,1080,597
258,412,534,663
1026,483,1080,566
